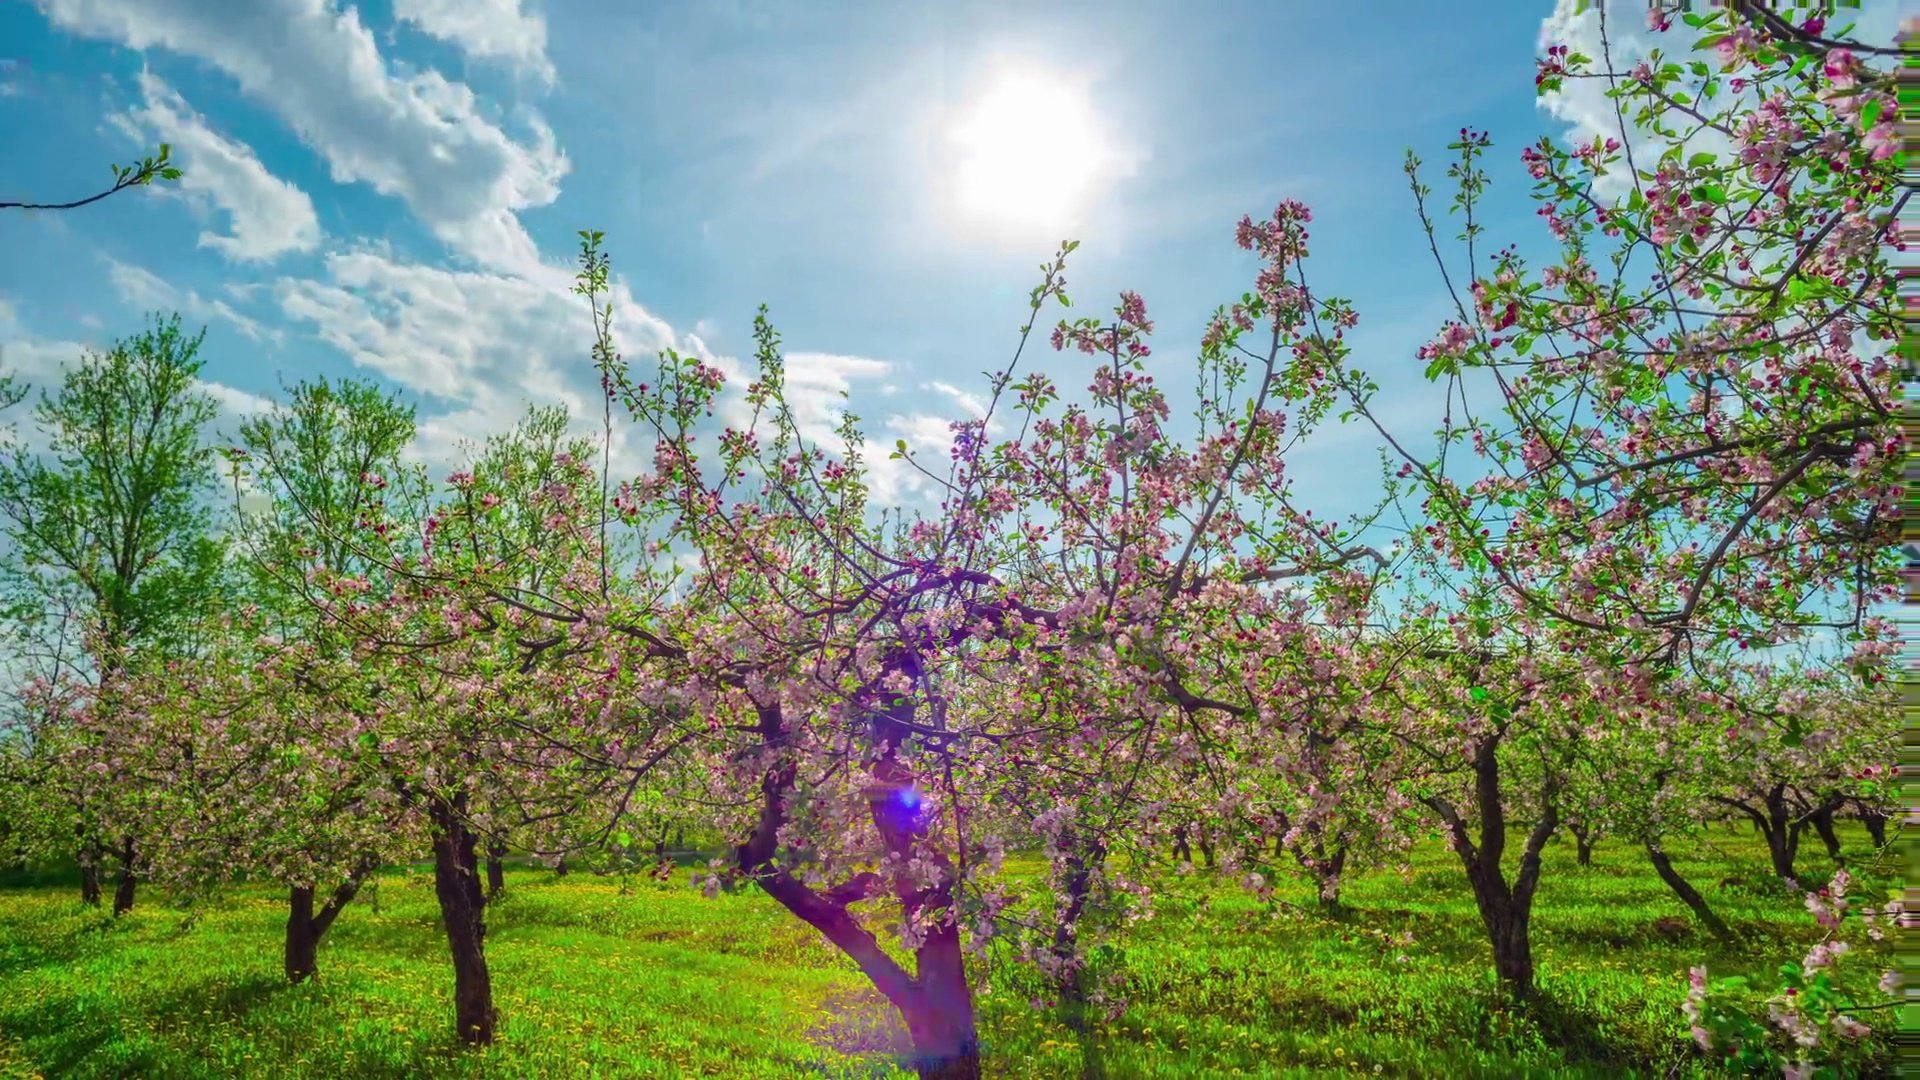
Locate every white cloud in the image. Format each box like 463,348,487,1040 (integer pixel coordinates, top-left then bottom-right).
1536,0,1702,200
36,0,568,272
924,380,987,420
271,248,701,476
115,69,321,262
104,257,283,345
393,0,554,85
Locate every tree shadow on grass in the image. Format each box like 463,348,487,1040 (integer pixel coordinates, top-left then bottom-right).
1517,990,1655,1073
0,972,284,1078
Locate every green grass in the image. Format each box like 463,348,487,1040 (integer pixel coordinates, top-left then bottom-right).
0,828,1896,1078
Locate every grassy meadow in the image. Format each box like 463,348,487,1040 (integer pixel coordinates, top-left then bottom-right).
0,828,1895,1079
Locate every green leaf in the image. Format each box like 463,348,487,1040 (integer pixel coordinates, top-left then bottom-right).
1469,687,1490,704
1861,98,1882,132
1687,152,1716,169
1696,183,1727,205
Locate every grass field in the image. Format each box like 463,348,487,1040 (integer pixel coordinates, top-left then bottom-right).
0,828,1895,1079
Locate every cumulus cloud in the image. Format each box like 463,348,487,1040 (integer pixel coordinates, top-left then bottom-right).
393,0,555,85
37,0,568,272
104,257,283,345
114,69,321,262
1534,0,1713,200
271,248,708,477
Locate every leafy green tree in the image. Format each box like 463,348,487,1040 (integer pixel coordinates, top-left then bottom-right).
0,312,225,910
217,375,422,980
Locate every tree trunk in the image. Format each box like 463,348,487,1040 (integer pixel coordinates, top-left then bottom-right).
110,837,137,917
79,862,102,906
485,841,506,900
430,798,495,1044
1860,808,1887,849
904,920,984,1079
1764,786,1802,882
285,864,375,983
286,886,321,983
1428,736,1556,1000
1568,821,1596,866
1171,825,1191,863
1809,805,1842,862
1644,841,1731,939
1317,846,1348,911
1196,825,1215,869
1719,785,1804,882
1051,839,1107,1079
1484,893,1534,993
738,697,981,1080
553,857,569,877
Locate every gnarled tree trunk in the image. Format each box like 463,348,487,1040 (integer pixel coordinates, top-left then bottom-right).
1715,783,1803,883
430,796,496,1044
1644,840,1730,939
1427,736,1556,999
1567,820,1596,866
285,860,378,983
739,696,981,1080
1051,836,1108,1079
1809,802,1843,862
1859,806,1887,849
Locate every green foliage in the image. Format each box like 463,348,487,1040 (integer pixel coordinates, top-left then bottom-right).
0,313,226,667
231,375,420,633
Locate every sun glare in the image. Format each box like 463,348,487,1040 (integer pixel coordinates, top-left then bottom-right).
946,68,1116,236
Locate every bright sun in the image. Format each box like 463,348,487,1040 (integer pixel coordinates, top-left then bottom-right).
946,68,1116,235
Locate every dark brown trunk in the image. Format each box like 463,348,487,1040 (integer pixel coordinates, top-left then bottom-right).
110,837,137,917
1810,805,1842,862
1428,735,1555,1000
485,841,506,900
553,858,569,877
1764,786,1801,881
285,863,374,983
430,797,495,1044
1860,808,1887,848
1482,890,1534,993
1644,841,1731,939
286,887,321,983
1171,825,1191,863
1317,845,1348,911
1568,820,1595,866
1196,825,1215,869
1278,819,1348,911
79,862,102,906
1714,785,1804,883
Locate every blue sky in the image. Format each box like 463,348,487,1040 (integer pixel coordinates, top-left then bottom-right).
1,0,1889,542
